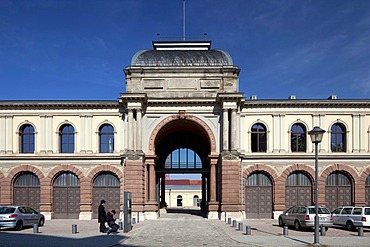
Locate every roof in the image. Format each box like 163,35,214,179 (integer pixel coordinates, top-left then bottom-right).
131,49,233,67
131,41,233,67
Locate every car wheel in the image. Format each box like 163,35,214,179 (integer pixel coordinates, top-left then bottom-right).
346,221,355,231
38,218,45,227
15,220,23,231
278,217,284,227
294,220,301,231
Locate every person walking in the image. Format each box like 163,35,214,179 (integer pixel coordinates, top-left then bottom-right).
98,199,107,233
106,209,119,235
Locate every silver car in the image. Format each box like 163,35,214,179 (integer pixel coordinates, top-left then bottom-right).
278,205,333,231
0,206,45,231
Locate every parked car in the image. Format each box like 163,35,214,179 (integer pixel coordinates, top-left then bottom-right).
331,206,370,231
278,205,333,231
0,206,45,231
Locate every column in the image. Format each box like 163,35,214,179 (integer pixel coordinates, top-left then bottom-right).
86,116,93,153
209,161,217,202
128,109,134,150
148,162,156,202
230,109,237,151
120,113,126,152
280,115,285,152
46,116,53,153
79,116,86,152
352,114,359,153
40,116,46,153
160,174,166,208
222,109,229,151
6,116,13,153
136,109,142,151
360,114,366,152
272,114,279,153
201,175,207,209
0,116,5,153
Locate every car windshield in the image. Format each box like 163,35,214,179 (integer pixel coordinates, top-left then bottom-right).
309,208,330,214
0,207,16,214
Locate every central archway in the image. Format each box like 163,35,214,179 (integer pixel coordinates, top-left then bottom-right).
150,114,218,215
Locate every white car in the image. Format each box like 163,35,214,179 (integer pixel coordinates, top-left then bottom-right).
331,206,370,231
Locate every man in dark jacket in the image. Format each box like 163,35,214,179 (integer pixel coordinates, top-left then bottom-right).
98,199,107,233
106,209,119,235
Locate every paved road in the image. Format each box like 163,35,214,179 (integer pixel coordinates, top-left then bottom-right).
1,209,370,247
120,210,247,247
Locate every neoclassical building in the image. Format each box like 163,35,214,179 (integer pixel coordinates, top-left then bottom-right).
1,40,370,221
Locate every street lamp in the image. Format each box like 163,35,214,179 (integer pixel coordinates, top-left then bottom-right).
308,126,326,245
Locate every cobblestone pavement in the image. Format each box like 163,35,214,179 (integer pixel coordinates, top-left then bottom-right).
119,211,248,247
2,210,370,247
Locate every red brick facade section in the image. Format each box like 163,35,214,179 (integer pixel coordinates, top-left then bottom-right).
221,160,242,211
124,160,146,212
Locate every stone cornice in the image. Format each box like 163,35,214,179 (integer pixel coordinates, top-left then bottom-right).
0,100,119,110
243,99,370,108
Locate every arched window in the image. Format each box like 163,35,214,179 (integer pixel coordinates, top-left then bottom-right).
177,195,183,207
19,124,35,153
99,124,114,153
193,195,200,207
165,148,202,169
59,124,74,153
291,124,306,152
331,123,346,152
251,123,267,152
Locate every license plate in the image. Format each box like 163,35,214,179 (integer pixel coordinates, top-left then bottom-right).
319,217,326,221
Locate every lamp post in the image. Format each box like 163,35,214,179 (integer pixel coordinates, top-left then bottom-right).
308,126,325,245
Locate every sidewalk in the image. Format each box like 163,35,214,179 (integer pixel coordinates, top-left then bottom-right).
212,218,370,247
1,218,370,247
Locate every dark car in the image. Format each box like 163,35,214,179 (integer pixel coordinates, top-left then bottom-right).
0,206,45,230
278,205,333,231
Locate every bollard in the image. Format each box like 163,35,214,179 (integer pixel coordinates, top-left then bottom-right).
132,218,136,224
72,224,78,234
283,225,288,236
238,222,243,231
358,226,364,237
320,225,326,236
33,224,39,233
227,218,231,224
119,221,123,230
246,225,251,235
232,220,237,228
224,212,227,222
137,212,140,223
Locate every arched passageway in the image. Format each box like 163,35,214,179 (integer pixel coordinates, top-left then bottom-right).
153,117,214,214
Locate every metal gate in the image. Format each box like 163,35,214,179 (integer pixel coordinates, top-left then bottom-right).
245,172,272,219
53,172,80,219
285,172,312,209
92,173,120,218
325,172,352,211
13,173,40,211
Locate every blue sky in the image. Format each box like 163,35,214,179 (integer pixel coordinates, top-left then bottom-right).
0,0,369,101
